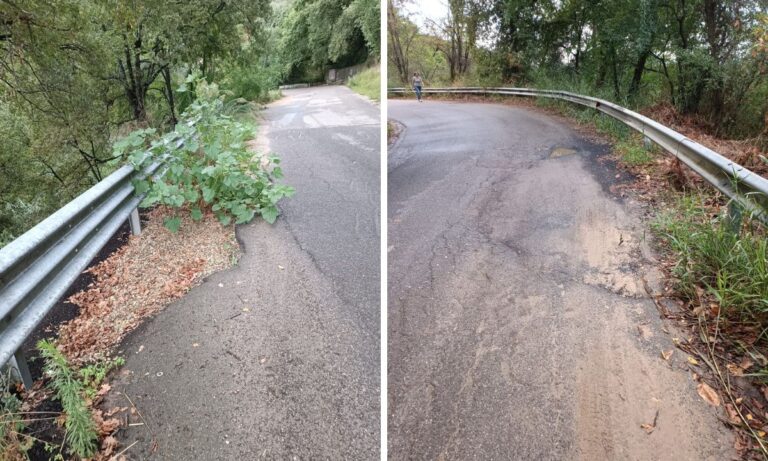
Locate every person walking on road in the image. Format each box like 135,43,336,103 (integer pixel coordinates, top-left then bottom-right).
412,72,424,102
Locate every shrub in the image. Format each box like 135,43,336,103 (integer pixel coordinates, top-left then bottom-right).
118,77,295,232
220,64,282,103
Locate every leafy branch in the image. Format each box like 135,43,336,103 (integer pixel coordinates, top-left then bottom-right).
119,75,295,232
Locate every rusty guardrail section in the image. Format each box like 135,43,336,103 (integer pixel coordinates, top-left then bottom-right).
0,137,178,387
389,87,768,222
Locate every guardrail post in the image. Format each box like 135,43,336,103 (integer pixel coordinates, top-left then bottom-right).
643,136,653,150
129,208,141,235
726,201,743,234
10,351,33,389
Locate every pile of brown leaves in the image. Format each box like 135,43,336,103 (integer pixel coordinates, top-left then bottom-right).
57,206,238,364
642,103,768,176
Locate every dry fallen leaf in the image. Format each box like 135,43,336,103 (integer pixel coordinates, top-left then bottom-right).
640,423,655,434
640,409,659,434
734,434,749,451
727,363,744,376
101,435,119,456
661,350,673,361
687,356,700,366
97,383,111,396
697,382,721,406
725,403,741,424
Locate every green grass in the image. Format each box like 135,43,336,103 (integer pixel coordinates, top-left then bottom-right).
616,138,655,165
652,194,768,323
348,66,380,101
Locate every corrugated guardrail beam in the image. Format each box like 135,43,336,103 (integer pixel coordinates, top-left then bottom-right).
389,87,768,222
0,153,166,387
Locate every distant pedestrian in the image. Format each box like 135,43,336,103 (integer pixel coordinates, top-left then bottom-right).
412,72,423,102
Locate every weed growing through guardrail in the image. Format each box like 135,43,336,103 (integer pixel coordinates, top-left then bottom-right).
118,75,295,232
37,340,98,458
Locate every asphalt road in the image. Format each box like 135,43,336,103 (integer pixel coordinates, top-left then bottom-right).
108,86,380,459
387,99,733,460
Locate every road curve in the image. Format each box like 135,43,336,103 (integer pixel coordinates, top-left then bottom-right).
109,86,380,459
387,99,733,460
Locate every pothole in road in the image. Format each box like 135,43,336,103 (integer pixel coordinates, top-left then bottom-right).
549,146,578,158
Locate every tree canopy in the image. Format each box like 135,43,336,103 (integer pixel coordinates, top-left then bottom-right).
0,0,377,246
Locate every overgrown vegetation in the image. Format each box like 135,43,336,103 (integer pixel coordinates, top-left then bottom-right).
0,0,378,247
348,66,381,101
654,196,768,327
120,77,295,231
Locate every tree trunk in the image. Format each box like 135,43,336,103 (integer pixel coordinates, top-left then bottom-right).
628,49,650,97
162,66,177,127
387,0,409,84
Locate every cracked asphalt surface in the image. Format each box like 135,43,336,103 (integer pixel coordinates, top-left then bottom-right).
108,86,380,459
387,99,733,460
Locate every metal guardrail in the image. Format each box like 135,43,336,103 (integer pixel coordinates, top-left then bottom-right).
389,87,768,222
0,152,166,387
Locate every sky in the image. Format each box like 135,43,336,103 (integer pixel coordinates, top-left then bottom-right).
400,0,450,30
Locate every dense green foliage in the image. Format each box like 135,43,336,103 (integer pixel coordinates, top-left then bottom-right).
279,0,380,82
0,0,376,246
389,0,768,140
123,78,295,231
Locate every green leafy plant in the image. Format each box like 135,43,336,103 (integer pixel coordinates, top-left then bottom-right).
119,76,295,232
80,356,125,400
37,340,98,458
